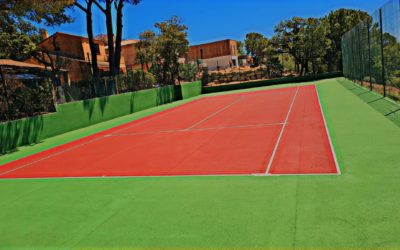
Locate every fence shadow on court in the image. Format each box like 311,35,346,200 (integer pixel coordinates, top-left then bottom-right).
339,78,400,126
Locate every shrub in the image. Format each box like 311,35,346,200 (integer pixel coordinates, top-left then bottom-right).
179,62,198,82
118,69,156,93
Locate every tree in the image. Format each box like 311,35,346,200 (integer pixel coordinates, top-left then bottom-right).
273,17,306,75
245,33,269,66
34,36,71,103
136,30,156,71
236,41,246,55
94,0,141,79
151,16,189,85
324,9,370,71
298,18,330,74
74,0,100,86
0,0,73,60
0,0,73,112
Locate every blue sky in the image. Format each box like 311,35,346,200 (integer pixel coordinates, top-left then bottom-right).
43,0,388,45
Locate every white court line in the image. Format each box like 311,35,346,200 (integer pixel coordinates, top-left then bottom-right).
314,84,341,175
184,96,245,130
108,122,285,137
264,87,300,175
0,171,341,181
0,173,255,181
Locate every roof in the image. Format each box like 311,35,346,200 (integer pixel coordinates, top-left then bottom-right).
190,39,237,48
0,59,45,69
121,40,139,46
105,39,139,49
39,32,106,46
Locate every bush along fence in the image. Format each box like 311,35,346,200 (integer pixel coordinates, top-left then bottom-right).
0,81,201,154
341,0,400,101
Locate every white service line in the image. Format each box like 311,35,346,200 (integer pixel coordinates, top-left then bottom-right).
107,122,285,137
109,97,209,135
264,87,300,175
185,96,245,130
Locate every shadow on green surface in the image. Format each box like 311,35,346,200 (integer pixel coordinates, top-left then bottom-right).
338,78,400,127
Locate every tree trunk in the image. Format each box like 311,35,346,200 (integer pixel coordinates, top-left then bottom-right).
105,0,115,78
114,0,124,76
86,0,100,95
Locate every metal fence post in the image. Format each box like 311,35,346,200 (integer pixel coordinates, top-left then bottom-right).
379,8,386,97
367,20,372,91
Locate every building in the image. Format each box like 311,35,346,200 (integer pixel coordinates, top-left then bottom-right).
96,34,141,72
188,39,239,71
28,31,126,83
112,40,141,71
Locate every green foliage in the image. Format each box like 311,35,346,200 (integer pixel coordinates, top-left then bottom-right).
179,62,198,82
117,69,156,93
272,10,368,76
324,9,370,71
245,33,271,66
0,78,55,122
136,16,189,86
264,57,284,77
136,30,156,71
236,41,246,55
154,16,189,85
201,67,210,86
0,0,73,60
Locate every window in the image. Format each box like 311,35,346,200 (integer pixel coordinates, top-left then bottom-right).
200,48,204,59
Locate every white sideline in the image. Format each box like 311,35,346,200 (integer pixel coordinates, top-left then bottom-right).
264,87,300,175
314,85,341,175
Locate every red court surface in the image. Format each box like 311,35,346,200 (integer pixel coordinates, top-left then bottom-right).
0,85,339,179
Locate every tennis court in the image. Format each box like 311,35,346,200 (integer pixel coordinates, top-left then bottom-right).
0,84,339,179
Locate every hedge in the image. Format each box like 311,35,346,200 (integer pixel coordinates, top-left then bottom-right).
202,72,343,94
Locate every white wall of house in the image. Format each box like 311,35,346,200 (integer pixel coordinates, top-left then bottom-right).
199,55,239,71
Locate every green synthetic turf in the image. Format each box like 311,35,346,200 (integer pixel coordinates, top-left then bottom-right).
1,78,400,249
337,78,400,127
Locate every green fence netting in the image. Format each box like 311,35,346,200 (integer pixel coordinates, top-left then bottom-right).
342,0,400,100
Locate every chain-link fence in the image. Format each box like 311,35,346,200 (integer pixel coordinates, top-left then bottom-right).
342,0,400,101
